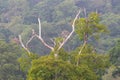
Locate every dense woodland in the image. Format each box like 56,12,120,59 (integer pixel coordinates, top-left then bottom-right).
0,0,120,80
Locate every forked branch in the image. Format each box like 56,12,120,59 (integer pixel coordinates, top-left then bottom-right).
35,34,54,51
19,10,81,54
57,10,81,50
37,18,54,51
26,35,36,48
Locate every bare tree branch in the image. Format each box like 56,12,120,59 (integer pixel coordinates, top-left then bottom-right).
26,35,36,48
18,35,31,55
78,41,87,55
38,18,41,37
35,34,54,51
19,10,81,54
57,10,81,50
83,8,87,18
50,38,56,47
35,18,54,51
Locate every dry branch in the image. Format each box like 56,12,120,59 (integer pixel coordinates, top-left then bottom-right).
37,18,54,51
78,41,87,55
18,35,31,55
35,34,54,51
38,18,41,37
26,35,36,48
57,10,81,51
19,10,81,54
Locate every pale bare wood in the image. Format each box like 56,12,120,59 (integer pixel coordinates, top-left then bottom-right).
37,18,54,51
38,18,41,37
78,41,87,55
19,10,81,54
76,41,87,66
18,35,31,55
50,38,56,47
57,10,81,51
26,35,36,48
83,8,87,18
35,34,54,51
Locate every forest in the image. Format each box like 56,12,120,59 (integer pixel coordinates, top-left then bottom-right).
0,0,120,80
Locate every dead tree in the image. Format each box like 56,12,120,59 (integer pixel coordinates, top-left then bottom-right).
18,10,81,56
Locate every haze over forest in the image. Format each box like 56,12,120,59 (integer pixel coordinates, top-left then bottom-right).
0,0,120,80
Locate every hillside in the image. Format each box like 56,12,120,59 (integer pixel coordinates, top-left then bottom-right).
0,0,120,80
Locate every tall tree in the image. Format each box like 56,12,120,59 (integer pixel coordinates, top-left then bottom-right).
18,11,110,80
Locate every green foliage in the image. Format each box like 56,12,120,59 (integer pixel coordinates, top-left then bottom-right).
70,44,110,78
108,39,120,78
18,52,39,73
17,11,110,80
27,56,77,80
27,54,102,80
0,41,25,80
27,49,110,80
79,44,95,54
78,53,110,74
102,66,120,80
25,38,110,80
0,0,120,54
75,64,98,80
0,0,118,80
112,67,120,78
75,12,108,40
0,27,13,42
109,40,120,66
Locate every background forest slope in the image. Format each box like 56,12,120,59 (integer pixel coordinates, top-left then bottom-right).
0,0,120,54
0,0,120,80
